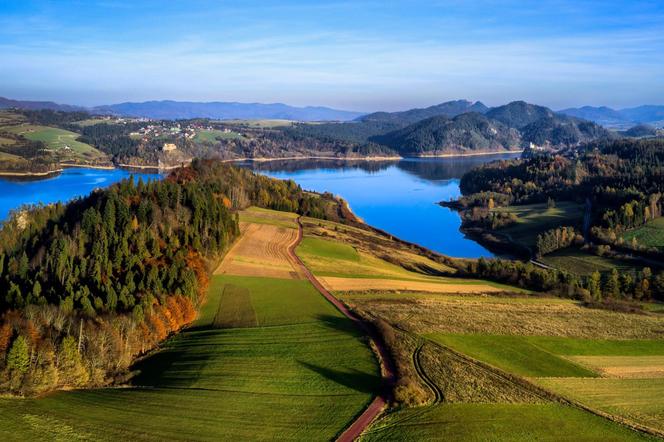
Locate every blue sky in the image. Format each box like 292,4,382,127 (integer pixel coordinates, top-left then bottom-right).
1,0,663,111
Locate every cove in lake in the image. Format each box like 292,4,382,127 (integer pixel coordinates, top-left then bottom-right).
241,153,520,258
0,168,160,222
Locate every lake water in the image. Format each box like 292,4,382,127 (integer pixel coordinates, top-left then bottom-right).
0,154,518,258
0,168,160,221
242,153,520,258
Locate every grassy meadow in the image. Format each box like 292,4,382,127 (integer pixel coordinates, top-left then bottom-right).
540,248,647,275
622,217,664,251
4,124,106,162
428,334,597,377
193,129,244,144
538,378,664,433
492,201,585,248
360,403,655,441
297,219,523,295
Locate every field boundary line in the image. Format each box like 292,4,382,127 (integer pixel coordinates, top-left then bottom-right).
291,217,396,442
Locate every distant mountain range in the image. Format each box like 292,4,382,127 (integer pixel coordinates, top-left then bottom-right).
91,100,365,122
292,100,617,156
0,97,364,122
559,105,664,129
2,95,663,129
0,96,85,113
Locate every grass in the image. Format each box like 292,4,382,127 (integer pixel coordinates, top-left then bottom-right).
538,378,664,434
298,237,360,262
342,291,664,339
300,217,456,276
428,334,664,378
212,283,256,328
239,206,299,229
494,201,585,248
623,218,664,251
4,124,106,161
0,270,380,440
427,334,598,377
360,403,654,441
193,129,243,143
297,235,479,285
209,275,341,326
541,248,646,275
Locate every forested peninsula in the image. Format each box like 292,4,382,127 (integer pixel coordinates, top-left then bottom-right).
444,138,664,303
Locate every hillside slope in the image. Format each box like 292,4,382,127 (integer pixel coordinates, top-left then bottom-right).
372,113,521,155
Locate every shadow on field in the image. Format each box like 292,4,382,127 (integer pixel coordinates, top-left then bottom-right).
131,331,216,388
315,314,361,335
298,361,379,394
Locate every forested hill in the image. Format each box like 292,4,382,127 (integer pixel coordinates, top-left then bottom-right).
0,161,341,395
358,100,488,124
371,113,521,155
457,138,664,272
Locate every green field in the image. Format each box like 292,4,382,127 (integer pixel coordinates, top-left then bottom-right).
296,235,483,285
428,334,664,378
623,218,664,251
193,129,244,143
239,206,299,229
298,237,360,262
428,334,597,377
0,271,379,440
540,248,646,275
494,201,585,248
5,124,106,161
538,378,664,433
206,275,344,326
360,403,654,441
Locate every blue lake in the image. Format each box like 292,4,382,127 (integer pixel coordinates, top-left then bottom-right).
0,168,160,221
242,153,520,258
0,153,517,258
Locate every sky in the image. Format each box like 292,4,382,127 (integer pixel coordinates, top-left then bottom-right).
1,0,663,111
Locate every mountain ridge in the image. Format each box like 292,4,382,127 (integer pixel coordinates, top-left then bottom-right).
560,105,664,128
0,97,365,122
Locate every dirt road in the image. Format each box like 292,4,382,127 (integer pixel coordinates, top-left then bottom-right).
289,218,395,442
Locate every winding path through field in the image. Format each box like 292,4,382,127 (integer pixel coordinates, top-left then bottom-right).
289,217,396,442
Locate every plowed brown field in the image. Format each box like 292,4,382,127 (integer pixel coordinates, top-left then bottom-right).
215,222,302,279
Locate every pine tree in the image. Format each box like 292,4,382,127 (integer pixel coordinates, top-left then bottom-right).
6,336,29,374
604,269,620,298
588,271,602,301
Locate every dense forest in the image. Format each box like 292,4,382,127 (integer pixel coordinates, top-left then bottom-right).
0,160,341,394
371,113,521,155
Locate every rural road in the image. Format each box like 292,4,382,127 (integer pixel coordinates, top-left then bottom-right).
290,218,396,442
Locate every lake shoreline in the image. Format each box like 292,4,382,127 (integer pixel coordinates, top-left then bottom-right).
0,150,522,180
